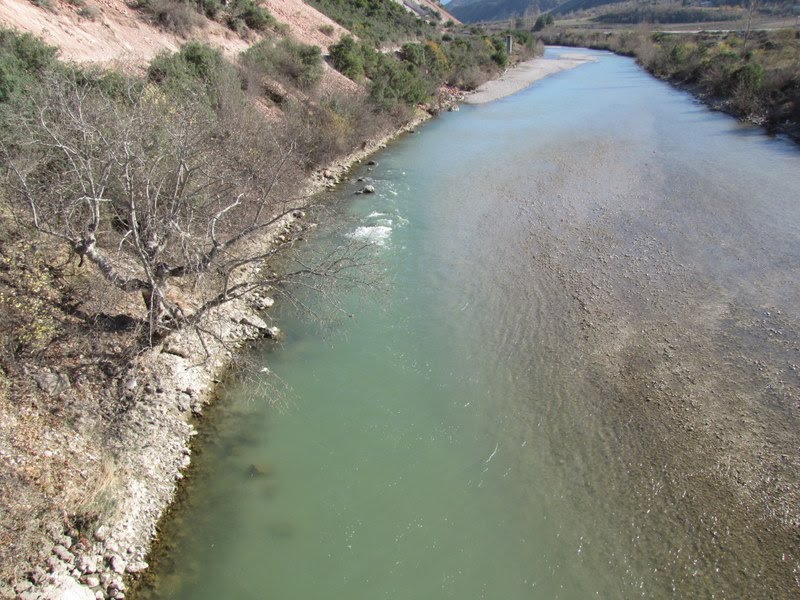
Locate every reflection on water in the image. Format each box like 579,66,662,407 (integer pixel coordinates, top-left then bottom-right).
137,49,800,600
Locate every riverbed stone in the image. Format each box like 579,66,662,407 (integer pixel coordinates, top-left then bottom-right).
76,554,99,574
108,574,125,592
93,526,108,543
53,545,74,564
239,313,269,331
125,559,148,573
33,372,71,396
253,295,275,310
39,575,94,600
108,555,126,575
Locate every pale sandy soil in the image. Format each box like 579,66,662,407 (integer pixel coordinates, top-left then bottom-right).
0,0,248,65
0,0,360,98
263,0,346,51
464,53,596,104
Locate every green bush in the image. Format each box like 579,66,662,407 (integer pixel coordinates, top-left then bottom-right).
242,38,324,90
400,41,447,80
77,5,100,19
369,55,429,109
442,36,505,89
533,14,554,32
307,0,425,45
149,41,226,84
136,0,202,35
199,0,221,18
0,30,58,103
147,42,241,110
28,0,56,11
491,47,508,67
329,35,366,80
227,0,275,31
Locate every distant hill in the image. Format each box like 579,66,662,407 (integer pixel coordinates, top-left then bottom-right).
448,0,563,23
448,0,794,23
549,0,625,16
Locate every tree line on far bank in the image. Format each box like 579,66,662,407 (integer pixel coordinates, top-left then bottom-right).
539,28,800,135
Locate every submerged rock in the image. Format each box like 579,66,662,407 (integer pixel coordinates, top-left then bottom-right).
267,521,294,539
360,185,376,195
248,463,273,478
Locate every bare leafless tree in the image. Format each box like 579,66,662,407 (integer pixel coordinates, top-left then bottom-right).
1,71,377,343
743,0,760,51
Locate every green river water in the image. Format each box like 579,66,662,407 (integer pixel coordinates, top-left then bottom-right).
137,48,800,599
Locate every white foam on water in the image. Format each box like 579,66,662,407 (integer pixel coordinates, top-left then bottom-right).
367,212,387,218
348,225,392,246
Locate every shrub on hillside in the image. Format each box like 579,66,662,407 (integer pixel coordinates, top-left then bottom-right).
329,36,432,109
533,14,554,32
369,56,430,109
400,41,448,80
199,0,221,18
242,38,324,90
0,30,58,103
307,0,425,45
329,35,367,81
444,36,503,89
135,0,203,36
149,41,226,84
226,0,276,32
147,42,242,110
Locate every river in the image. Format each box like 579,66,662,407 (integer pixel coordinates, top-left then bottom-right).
136,48,800,599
